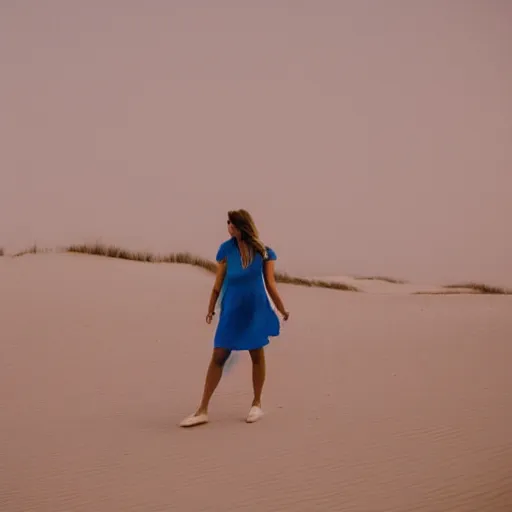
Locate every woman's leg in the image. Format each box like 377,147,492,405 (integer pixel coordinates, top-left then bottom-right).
195,348,231,415
249,348,266,407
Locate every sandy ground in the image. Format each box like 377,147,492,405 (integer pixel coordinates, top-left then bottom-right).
1,253,512,512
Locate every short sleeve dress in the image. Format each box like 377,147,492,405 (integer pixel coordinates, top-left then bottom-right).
213,237,281,351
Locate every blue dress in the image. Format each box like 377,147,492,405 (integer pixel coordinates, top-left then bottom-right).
213,237,281,351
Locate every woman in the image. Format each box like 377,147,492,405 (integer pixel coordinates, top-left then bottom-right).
180,209,289,427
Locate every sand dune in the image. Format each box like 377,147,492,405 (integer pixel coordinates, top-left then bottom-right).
1,253,512,511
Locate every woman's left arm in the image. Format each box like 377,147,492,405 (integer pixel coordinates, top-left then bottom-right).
263,260,289,320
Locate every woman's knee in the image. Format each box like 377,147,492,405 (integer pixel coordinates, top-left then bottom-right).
212,348,231,367
249,348,265,365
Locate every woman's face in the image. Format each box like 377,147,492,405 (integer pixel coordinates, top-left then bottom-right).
227,218,239,237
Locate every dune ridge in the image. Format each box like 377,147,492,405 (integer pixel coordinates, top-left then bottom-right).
2,242,512,295
65,242,361,292
4,242,360,292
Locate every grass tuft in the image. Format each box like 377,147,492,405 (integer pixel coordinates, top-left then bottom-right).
275,272,359,291
66,243,217,272
353,275,408,284
66,243,358,291
13,244,41,257
443,282,512,295
413,290,474,296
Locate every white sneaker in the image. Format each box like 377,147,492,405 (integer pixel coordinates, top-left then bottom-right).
246,406,264,423
179,413,208,428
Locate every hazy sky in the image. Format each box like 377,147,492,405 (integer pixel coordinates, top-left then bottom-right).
1,1,511,285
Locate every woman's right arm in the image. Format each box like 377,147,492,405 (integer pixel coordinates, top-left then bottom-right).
206,260,227,323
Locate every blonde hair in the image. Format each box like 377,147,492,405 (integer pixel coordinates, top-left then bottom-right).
228,209,268,260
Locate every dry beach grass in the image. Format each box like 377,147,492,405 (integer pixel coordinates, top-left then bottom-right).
353,275,408,284
443,282,512,295
415,283,512,296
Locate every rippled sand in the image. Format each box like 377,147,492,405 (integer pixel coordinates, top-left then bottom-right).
1,253,511,511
